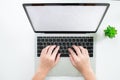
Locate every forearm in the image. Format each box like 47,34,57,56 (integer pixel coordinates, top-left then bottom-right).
32,72,46,80
32,70,47,80
82,69,96,80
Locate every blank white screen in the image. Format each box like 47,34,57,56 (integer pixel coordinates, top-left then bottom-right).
26,5,107,32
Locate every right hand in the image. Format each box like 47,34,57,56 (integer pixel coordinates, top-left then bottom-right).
68,45,96,80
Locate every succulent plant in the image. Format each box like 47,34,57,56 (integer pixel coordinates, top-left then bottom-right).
104,25,117,38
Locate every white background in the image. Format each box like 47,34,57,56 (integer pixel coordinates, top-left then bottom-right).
0,0,120,80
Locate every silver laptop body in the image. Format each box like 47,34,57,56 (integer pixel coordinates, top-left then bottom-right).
23,3,109,76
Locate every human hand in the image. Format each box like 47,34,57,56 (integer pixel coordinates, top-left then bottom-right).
33,45,60,80
68,45,96,80
38,45,60,75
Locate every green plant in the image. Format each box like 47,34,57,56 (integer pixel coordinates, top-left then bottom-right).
104,25,117,38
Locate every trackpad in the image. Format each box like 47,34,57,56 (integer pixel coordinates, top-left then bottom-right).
47,57,80,76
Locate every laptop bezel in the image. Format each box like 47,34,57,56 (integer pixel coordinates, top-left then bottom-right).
23,3,110,33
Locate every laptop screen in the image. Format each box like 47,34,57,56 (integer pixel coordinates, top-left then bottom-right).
23,3,109,33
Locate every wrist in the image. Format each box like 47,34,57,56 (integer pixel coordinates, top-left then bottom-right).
33,72,46,80
37,72,47,79
82,68,96,80
37,68,49,77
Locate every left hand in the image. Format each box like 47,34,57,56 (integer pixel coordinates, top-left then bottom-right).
33,45,60,80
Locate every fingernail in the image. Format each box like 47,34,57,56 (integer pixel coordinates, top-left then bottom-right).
69,54,71,56
58,53,61,56
72,45,75,47
53,45,56,46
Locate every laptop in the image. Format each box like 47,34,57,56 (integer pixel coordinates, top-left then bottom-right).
23,3,109,76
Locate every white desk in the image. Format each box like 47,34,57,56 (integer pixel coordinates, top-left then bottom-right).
0,0,120,80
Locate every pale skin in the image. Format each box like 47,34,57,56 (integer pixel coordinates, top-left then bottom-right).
32,45,96,80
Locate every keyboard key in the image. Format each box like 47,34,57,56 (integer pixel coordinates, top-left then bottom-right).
89,54,93,57
37,53,40,57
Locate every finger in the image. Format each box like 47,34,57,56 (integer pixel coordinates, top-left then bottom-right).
55,53,61,65
85,49,89,56
72,45,82,56
52,46,60,58
69,54,75,66
47,45,56,55
78,46,86,54
68,48,77,59
41,46,50,55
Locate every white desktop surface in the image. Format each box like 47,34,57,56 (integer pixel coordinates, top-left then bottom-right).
0,0,120,80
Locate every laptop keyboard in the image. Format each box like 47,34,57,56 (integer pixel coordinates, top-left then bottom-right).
37,36,93,57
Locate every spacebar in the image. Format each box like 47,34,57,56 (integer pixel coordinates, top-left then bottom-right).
60,54,69,57
60,53,93,57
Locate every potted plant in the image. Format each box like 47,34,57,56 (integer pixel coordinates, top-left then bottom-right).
104,25,117,38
